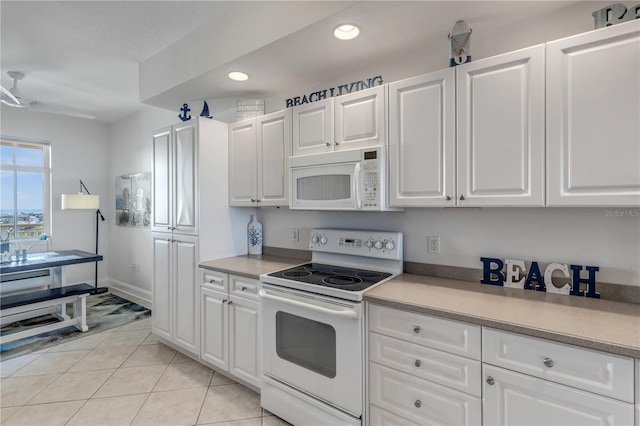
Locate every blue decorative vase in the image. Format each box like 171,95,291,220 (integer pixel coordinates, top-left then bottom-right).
248,214,262,255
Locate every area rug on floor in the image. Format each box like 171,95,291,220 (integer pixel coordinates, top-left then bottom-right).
0,292,151,361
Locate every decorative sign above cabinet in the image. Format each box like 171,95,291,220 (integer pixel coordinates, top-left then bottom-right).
285,75,383,108
592,3,639,28
480,257,600,299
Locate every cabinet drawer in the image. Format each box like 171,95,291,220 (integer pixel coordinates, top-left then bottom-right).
229,275,259,300
368,304,481,360
200,269,228,292
369,363,481,426
369,332,481,397
369,404,419,426
483,328,634,403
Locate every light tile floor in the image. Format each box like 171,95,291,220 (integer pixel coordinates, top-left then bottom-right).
0,318,290,426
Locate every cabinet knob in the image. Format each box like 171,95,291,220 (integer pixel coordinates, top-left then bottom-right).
414,359,422,367
228,300,233,305
167,226,171,230
251,198,256,202
222,299,228,304
486,376,495,385
445,195,451,201
334,141,339,145
325,142,331,147
413,326,421,334
543,357,554,368
241,286,247,291
459,194,465,201
414,400,422,408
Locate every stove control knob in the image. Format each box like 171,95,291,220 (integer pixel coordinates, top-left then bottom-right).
374,240,383,250
311,235,320,244
320,236,328,245
385,241,395,251
366,240,374,248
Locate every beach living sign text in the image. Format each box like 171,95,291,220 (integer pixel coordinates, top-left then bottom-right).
285,75,383,108
480,257,600,299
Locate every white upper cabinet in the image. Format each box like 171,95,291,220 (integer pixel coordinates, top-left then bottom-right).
334,85,386,151
389,69,456,207
292,98,334,156
152,121,198,234
292,85,386,157
457,44,545,207
229,110,291,207
547,20,640,206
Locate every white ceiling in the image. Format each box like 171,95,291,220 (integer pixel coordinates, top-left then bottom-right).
1,1,578,123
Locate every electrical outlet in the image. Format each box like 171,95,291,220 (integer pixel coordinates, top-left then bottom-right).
427,236,440,254
291,228,299,242
131,263,140,272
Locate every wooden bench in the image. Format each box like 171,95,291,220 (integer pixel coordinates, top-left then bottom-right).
1,283,94,344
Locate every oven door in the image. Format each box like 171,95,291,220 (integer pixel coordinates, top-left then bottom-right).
260,283,363,417
290,161,361,210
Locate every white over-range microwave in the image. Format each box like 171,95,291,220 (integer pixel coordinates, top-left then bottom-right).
290,146,401,211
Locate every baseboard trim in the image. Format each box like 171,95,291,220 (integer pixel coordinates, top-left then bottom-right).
107,278,152,309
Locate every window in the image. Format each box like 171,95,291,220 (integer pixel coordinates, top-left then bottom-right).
0,138,51,239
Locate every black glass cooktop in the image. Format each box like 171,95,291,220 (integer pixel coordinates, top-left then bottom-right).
267,263,392,292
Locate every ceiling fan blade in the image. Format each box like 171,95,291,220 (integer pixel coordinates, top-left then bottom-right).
26,100,96,120
0,84,22,106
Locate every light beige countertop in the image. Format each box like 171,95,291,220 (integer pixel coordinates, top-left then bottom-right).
199,254,305,279
365,274,640,358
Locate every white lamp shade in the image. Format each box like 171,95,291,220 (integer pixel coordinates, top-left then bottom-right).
61,193,100,210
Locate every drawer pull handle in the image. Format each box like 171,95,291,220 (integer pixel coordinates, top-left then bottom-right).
209,279,216,284
486,376,495,385
413,326,421,334
414,400,422,408
543,357,554,368
414,359,421,367
241,286,247,291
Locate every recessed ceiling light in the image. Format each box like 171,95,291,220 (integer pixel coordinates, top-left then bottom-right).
228,71,249,81
334,24,360,40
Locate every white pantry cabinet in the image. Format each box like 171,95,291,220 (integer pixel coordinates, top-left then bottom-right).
152,121,198,234
152,233,199,356
229,109,291,207
547,20,640,206
200,269,260,389
388,44,545,207
292,85,386,156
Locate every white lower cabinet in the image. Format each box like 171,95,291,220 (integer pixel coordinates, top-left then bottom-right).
483,364,634,425
367,304,481,425
200,269,260,389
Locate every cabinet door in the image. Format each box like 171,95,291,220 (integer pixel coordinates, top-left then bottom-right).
173,235,198,355
229,120,256,206
334,85,386,151
457,44,545,206
389,70,455,207
200,286,228,370
483,365,634,425
173,122,198,234
547,21,640,206
292,98,333,156
257,109,291,206
151,128,172,233
151,233,172,340
229,295,260,388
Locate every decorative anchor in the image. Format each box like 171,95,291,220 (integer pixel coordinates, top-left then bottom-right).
178,103,191,121
199,100,212,119
449,20,472,67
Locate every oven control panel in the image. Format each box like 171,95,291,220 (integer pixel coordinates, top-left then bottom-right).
309,228,403,260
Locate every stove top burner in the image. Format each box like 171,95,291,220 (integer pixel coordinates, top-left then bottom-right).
268,263,393,292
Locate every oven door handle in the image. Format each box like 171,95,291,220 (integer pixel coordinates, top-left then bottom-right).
259,289,359,319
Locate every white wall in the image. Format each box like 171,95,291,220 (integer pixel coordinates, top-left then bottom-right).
0,106,109,286
106,105,177,305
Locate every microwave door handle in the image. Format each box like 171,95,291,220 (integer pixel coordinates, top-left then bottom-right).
354,163,362,209
259,289,359,319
